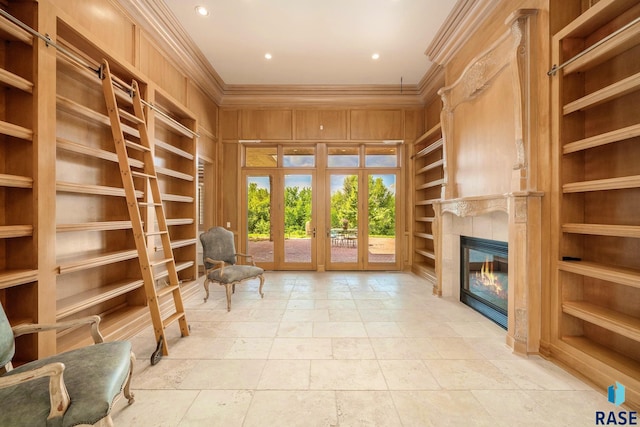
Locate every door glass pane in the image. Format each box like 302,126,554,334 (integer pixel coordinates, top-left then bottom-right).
247,176,273,262
283,147,315,167
365,146,397,167
330,174,358,263
328,147,359,167
284,175,312,263
368,174,396,263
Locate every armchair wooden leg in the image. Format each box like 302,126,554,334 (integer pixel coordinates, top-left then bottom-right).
125,352,136,404
203,279,210,302
225,284,232,312
258,275,265,299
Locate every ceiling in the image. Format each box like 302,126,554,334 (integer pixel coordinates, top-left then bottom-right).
160,0,459,86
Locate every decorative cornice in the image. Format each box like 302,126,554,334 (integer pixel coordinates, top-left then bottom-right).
417,65,445,103
424,0,500,67
220,82,424,107
115,0,226,103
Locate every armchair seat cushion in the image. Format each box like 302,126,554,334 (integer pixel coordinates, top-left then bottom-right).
0,341,132,427
207,265,264,284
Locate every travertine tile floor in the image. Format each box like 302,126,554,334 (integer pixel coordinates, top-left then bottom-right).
112,272,614,426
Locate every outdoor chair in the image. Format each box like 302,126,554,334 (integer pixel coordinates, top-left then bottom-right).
0,302,135,426
200,226,265,311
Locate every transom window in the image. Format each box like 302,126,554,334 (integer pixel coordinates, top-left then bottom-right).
365,146,397,167
283,147,315,167
245,146,277,167
327,147,359,167
244,144,399,168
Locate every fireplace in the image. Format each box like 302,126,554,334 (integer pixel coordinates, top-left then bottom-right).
460,236,508,329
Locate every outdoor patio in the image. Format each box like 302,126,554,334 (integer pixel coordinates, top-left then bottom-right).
248,237,395,264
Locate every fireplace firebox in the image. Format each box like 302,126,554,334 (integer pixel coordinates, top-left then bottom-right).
460,236,508,329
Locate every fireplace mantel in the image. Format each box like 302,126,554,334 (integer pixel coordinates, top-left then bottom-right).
438,194,509,217
433,191,543,354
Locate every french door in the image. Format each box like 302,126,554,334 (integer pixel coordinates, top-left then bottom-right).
243,171,316,270
242,143,400,271
326,171,398,270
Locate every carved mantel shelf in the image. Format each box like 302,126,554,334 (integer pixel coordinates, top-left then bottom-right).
436,191,544,218
437,193,508,217
433,191,543,355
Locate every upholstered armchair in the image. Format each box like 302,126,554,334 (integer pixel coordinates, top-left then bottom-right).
0,302,135,426
200,226,265,311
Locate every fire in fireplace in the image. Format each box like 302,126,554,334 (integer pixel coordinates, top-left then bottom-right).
460,236,508,329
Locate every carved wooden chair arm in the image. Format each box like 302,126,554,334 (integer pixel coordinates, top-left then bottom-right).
205,257,226,275
12,315,104,344
0,362,70,420
235,253,256,266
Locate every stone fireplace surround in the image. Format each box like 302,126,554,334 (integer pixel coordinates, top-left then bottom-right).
433,193,542,354
424,9,543,355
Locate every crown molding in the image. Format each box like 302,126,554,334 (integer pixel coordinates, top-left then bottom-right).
425,0,500,67
115,0,227,103
417,64,445,103
219,83,423,107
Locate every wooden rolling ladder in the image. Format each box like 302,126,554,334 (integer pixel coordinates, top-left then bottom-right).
100,59,189,364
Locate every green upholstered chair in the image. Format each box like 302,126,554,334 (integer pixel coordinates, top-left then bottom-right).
200,226,265,311
0,302,135,426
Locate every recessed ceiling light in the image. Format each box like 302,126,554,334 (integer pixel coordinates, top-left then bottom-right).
195,6,209,16
372,53,380,60
264,53,272,60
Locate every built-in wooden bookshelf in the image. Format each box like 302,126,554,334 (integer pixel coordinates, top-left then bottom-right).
550,0,640,408
53,26,199,352
0,2,40,363
55,43,149,352
412,122,443,281
148,88,199,303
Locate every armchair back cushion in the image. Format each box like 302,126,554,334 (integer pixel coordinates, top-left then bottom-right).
200,226,237,266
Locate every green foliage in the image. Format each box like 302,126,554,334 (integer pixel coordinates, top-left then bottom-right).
248,175,395,238
330,175,359,229
247,182,271,235
285,185,312,236
329,175,395,236
368,176,395,235
247,182,313,237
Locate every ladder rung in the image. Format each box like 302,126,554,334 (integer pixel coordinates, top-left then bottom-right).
145,230,168,236
162,311,186,328
139,202,163,207
125,139,151,152
131,171,156,179
149,258,173,267
157,284,181,299
119,108,145,125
